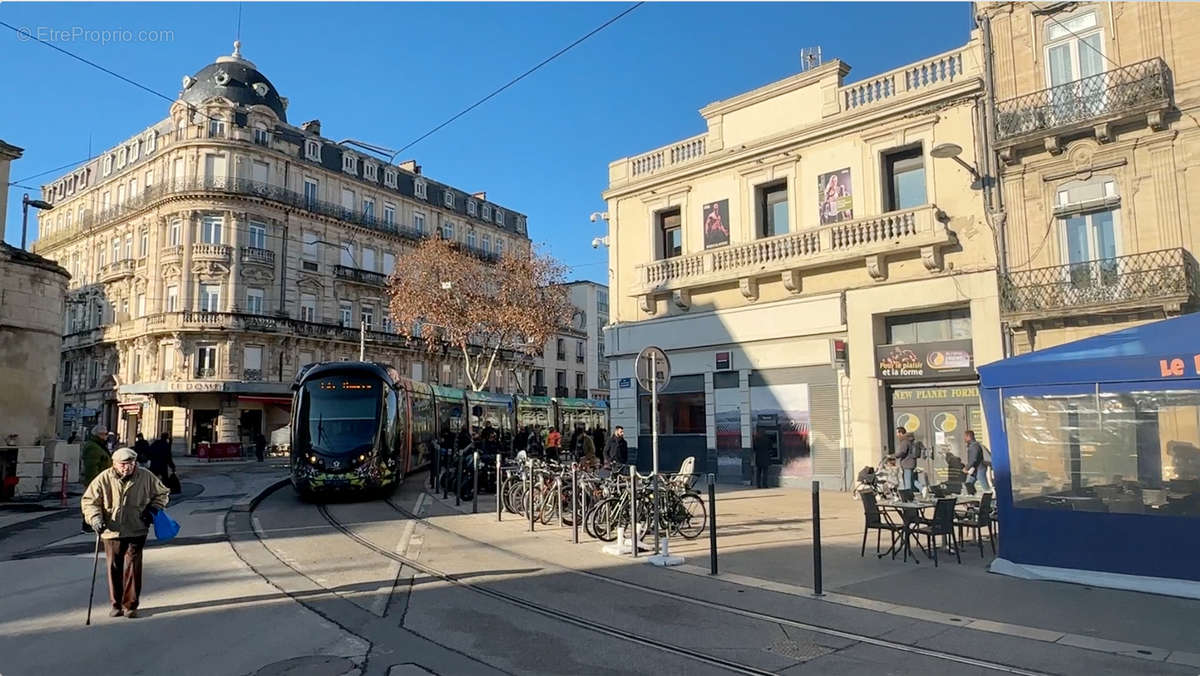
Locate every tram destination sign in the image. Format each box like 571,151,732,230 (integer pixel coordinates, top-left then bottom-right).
876,339,974,380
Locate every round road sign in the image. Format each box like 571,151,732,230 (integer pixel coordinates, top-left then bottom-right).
635,346,671,393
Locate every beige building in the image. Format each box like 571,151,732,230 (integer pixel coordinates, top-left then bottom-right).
32,43,531,454
527,282,610,402
982,2,1200,352
0,140,73,498
603,37,1002,486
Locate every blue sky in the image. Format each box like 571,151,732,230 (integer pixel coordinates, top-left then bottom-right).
1,2,971,283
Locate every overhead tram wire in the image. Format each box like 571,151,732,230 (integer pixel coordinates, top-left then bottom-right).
387,2,644,159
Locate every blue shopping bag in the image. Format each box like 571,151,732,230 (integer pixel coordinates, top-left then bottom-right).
153,508,181,542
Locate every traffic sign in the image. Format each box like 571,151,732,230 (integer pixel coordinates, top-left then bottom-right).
635,346,671,393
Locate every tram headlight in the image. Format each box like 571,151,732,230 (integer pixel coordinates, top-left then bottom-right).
357,454,366,462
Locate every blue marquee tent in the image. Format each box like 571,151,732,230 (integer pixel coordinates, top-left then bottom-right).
978,313,1200,597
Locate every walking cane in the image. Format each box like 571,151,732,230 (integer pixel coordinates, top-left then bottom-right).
85,532,101,625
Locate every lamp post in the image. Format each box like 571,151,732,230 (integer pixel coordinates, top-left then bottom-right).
22,193,54,251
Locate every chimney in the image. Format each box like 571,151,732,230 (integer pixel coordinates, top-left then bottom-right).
398,160,421,175
301,119,321,135
472,191,486,201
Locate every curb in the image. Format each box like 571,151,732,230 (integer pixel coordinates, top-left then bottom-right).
231,478,291,513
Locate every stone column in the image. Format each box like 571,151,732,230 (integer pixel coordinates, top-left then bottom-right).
180,210,195,311
228,210,242,312
216,405,240,444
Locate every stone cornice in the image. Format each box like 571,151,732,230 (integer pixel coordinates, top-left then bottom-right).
699,60,851,120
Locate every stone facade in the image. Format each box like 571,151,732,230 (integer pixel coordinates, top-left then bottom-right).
568,281,610,400
981,1,1200,352
603,37,1001,486
31,45,532,455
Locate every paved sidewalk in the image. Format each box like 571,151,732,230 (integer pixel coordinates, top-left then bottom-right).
0,462,367,676
431,479,1200,668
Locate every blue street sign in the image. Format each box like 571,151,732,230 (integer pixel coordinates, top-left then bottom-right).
619,377,632,389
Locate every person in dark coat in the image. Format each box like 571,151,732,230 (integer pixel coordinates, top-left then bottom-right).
603,426,628,467
894,426,919,491
254,432,267,462
133,434,150,466
963,430,990,494
753,431,774,489
146,432,176,483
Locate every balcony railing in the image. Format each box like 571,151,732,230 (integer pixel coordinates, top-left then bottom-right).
554,386,570,398
995,58,1170,147
98,259,135,282
192,243,232,262
574,389,588,399
160,245,183,265
195,367,217,379
532,385,548,396
841,46,967,111
241,247,275,266
333,265,387,286
1000,248,1200,321
243,369,263,382
633,204,953,298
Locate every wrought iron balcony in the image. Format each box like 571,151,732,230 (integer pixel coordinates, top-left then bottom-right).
554,386,570,397
195,367,217,379
532,385,548,396
999,248,1200,322
242,369,263,382
994,58,1170,155
333,265,388,286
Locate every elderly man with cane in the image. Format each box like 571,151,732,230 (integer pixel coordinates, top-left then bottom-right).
81,447,169,620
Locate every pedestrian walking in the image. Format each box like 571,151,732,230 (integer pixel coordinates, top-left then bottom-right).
80,448,170,619
254,431,267,462
80,425,112,533
753,430,774,489
133,434,150,466
962,430,991,495
147,432,177,484
603,425,628,467
545,427,562,462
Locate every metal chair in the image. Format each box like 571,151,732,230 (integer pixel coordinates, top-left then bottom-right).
859,492,903,557
954,492,996,557
908,498,961,567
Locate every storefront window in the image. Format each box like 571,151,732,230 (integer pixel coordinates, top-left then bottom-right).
1005,390,1200,517
886,308,971,344
639,392,705,435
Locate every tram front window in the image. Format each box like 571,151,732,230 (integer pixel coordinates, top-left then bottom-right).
301,375,381,455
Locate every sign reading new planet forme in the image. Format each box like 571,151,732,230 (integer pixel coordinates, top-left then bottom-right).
876,339,975,380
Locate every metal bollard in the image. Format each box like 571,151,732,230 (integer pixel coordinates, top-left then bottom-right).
430,444,437,489
630,466,639,558
527,460,535,533
571,463,579,544
496,455,503,522
442,450,449,500
456,450,464,507
472,451,480,514
556,473,564,528
708,473,718,575
812,480,823,596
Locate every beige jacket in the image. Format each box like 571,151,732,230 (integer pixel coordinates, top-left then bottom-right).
81,467,170,540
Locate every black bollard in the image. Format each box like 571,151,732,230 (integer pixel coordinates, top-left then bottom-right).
472,451,480,514
496,454,503,522
630,466,639,558
556,472,564,528
430,444,437,489
812,480,823,596
442,449,449,500
572,463,579,544
708,473,718,575
456,450,464,507
527,460,535,533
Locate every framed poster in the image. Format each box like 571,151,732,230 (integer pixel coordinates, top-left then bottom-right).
702,199,730,249
818,168,854,225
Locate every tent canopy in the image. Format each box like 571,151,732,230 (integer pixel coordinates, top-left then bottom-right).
979,312,1200,388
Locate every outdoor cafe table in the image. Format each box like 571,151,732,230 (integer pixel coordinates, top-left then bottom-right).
878,495,981,562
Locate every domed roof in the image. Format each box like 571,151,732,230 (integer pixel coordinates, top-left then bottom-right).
179,42,287,123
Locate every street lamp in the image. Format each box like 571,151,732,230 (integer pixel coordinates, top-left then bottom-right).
21,193,54,250
930,143,982,182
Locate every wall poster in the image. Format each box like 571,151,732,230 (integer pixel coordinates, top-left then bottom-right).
714,387,743,479
818,168,854,225
703,199,730,249
750,382,812,478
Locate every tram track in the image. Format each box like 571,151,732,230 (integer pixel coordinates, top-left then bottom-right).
377,496,1057,676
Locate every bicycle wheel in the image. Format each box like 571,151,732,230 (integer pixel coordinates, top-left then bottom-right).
674,492,706,539
591,497,620,542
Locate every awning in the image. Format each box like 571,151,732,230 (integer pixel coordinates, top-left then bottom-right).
238,395,293,405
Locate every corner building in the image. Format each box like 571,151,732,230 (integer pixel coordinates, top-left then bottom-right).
33,44,531,454
603,36,1002,487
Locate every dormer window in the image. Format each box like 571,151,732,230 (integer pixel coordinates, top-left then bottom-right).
305,140,321,162
414,177,427,200
467,200,477,217
77,169,89,189
494,208,504,225
443,190,454,208
128,141,139,163
517,215,527,234
144,131,156,154
342,153,358,175
208,117,226,138
116,148,127,169
364,162,377,181
103,155,114,176
384,168,397,188
481,204,492,220
253,123,269,146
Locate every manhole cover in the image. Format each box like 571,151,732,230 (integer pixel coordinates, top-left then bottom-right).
764,638,833,661
253,656,358,676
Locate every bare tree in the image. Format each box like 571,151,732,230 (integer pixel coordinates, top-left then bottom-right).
386,237,575,391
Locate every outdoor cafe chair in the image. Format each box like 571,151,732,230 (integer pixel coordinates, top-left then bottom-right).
908,498,962,567
859,492,903,558
954,492,996,558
